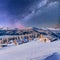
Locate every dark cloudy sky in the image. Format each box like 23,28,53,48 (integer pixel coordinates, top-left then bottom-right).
0,0,60,28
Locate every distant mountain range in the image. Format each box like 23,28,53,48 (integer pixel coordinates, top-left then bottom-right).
0,27,60,40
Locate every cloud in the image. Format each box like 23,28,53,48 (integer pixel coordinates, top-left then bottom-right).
0,0,59,28
37,0,48,8
22,0,59,28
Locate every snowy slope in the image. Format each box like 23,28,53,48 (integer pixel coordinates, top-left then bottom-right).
0,40,60,60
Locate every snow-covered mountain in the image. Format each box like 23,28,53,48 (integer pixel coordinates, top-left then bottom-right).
0,27,60,60
33,27,60,40
0,27,60,41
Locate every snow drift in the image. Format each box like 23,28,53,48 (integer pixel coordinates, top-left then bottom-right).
0,40,60,60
